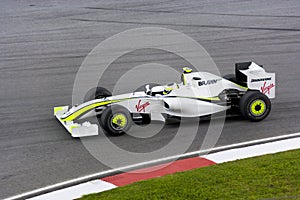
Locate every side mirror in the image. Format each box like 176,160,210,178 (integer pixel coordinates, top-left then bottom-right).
145,84,151,95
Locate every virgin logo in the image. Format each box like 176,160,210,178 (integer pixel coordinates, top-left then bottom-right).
261,82,275,95
136,99,150,112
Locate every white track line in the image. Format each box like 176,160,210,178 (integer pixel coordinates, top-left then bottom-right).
28,180,116,200
203,136,300,163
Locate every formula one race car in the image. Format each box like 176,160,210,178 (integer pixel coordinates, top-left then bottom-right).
54,61,275,137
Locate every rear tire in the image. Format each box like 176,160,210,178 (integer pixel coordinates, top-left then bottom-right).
239,91,271,121
100,105,132,136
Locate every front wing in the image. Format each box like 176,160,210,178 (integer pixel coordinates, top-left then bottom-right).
54,106,99,137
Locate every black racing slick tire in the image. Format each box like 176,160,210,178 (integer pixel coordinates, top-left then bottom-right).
239,91,271,122
100,105,132,136
84,87,112,102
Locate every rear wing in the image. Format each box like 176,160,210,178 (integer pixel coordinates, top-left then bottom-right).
236,62,275,98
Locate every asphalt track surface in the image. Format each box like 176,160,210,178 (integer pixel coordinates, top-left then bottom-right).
1,0,300,198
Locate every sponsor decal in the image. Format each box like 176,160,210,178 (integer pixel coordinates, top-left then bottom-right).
198,79,220,86
135,99,150,112
251,77,272,82
261,82,275,95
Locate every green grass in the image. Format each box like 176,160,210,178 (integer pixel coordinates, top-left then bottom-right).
80,149,300,200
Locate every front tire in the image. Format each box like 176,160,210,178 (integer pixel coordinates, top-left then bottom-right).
84,87,112,102
239,91,271,121
100,105,132,136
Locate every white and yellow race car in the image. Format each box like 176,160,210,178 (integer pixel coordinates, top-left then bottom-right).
54,62,275,137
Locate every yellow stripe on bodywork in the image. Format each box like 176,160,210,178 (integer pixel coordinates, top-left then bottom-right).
197,96,220,101
232,82,248,90
62,100,121,122
182,74,187,85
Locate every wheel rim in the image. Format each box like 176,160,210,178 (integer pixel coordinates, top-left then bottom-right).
110,113,127,131
250,99,266,116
